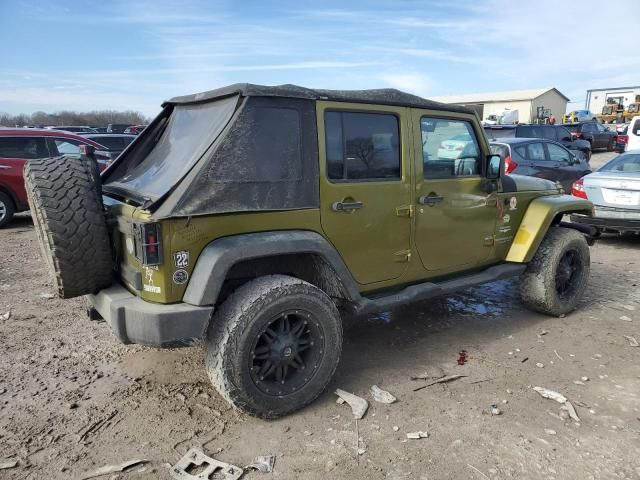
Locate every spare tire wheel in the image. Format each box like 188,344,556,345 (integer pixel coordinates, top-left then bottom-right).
24,156,113,298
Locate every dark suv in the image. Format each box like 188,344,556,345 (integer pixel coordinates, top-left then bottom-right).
485,124,592,161
564,122,617,152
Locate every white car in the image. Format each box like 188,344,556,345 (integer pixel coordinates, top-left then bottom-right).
627,116,640,151
437,133,474,159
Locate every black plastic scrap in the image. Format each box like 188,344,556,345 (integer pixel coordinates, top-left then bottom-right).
170,447,243,480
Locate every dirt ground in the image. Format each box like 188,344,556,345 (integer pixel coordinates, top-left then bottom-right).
2,152,640,480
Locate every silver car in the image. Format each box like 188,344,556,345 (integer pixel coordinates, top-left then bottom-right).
570,150,640,233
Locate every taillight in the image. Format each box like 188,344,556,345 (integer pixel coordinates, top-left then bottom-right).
504,153,518,174
618,135,629,144
571,178,587,199
132,222,162,266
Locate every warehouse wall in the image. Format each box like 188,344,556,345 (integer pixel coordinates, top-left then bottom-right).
532,91,568,123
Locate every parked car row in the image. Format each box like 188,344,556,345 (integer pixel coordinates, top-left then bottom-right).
0,128,136,227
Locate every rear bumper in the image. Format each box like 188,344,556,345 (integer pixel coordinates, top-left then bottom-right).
571,212,640,232
87,284,213,347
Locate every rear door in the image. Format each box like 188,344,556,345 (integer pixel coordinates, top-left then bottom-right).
318,102,413,285
544,142,583,193
412,111,497,271
523,141,558,182
0,136,49,206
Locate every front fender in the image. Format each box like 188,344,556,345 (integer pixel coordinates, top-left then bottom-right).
506,195,593,263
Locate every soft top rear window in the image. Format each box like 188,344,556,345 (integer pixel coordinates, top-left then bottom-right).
104,95,238,202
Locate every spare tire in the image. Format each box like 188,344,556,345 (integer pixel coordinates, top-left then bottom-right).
24,156,113,298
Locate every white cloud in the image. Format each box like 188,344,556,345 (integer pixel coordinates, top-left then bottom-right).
379,73,431,97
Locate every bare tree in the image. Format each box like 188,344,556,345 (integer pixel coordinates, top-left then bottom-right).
0,110,151,127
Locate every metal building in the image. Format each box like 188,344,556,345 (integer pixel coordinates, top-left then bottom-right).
585,86,640,114
431,87,569,124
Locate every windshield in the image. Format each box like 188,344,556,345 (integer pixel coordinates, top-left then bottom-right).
599,153,640,173
105,95,238,201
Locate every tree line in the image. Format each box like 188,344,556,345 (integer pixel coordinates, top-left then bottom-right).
0,110,150,128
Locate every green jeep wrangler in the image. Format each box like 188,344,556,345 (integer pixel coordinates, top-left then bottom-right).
25,84,595,418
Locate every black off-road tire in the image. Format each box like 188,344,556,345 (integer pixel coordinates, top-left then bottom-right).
205,275,342,418
24,156,112,298
520,227,590,317
0,191,15,228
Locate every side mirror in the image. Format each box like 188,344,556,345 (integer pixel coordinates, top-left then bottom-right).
486,154,503,180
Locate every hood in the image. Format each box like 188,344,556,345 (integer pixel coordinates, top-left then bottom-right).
509,174,560,192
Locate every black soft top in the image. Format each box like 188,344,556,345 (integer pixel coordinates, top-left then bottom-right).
164,83,473,114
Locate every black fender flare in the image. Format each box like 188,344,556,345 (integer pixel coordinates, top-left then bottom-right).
183,230,361,306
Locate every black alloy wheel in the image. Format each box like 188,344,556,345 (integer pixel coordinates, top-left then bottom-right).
249,309,324,396
555,249,582,300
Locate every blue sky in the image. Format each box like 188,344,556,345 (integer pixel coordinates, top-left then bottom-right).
1,0,639,118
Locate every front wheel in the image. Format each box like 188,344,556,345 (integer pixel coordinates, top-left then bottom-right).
0,191,15,228
520,227,590,317
205,275,342,418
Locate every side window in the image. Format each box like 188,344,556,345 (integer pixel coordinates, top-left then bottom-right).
558,127,573,142
421,117,480,178
581,124,593,133
325,111,400,181
632,120,640,136
53,138,82,157
514,145,527,159
527,142,546,161
546,143,572,163
0,137,48,159
542,127,556,140
596,123,606,132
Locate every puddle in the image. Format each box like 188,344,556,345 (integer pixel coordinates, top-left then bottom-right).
366,280,517,325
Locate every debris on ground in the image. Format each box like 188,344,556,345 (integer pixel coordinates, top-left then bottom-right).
544,428,557,435
170,447,243,480
246,455,276,473
457,350,468,365
406,431,429,439
409,366,446,381
39,292,55,299
0,459,18,470
532,387,580,422
536,362,544,368
412,374,467,392
335,389,368,419
81,459,147,479
370,385,397,404
392,426,399,432
0,311,10,321
623,335,639,347
537,329,549,337
489,404,502,416
620,315,632,322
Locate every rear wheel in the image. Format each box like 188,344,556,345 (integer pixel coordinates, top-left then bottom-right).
205,275,342,418
520,227,590,316
607,138,615,152
24,156,113,298
0,192,15,228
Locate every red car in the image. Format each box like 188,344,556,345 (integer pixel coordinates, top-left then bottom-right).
0,128,108,227
123,125,147,135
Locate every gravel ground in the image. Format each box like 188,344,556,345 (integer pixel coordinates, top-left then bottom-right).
2,152,639,480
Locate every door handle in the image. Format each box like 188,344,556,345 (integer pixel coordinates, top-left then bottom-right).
332,200,363,212
0,165,11,170
418,194,444,206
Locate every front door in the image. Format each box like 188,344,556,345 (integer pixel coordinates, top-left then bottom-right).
318,102,412,285
412,111,497,271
